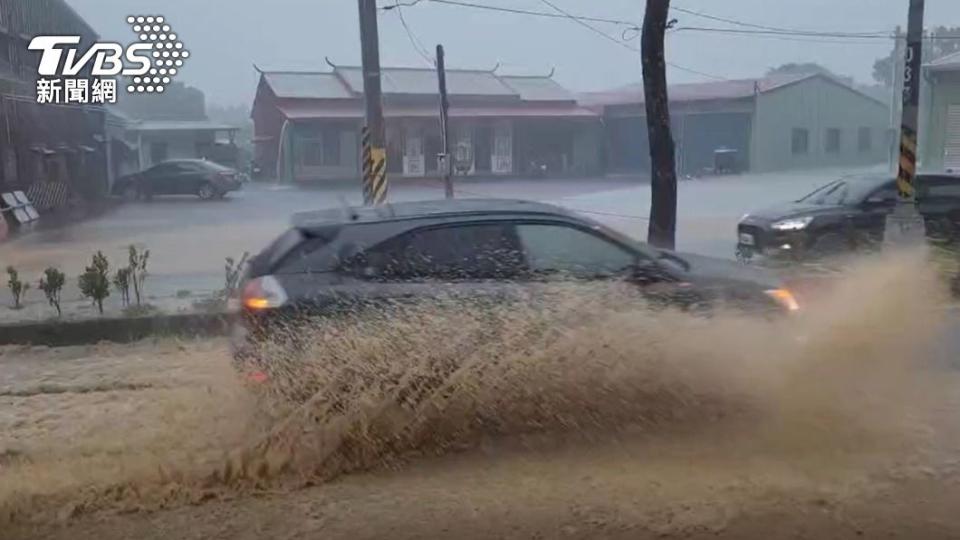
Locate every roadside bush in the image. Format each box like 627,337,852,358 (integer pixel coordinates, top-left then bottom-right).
113,267,132,307
128,245,150,306
223,252,249,297
194,252,250,314
38,267,66,316
5,266,29,309
78,252,111,314
122,303,159,318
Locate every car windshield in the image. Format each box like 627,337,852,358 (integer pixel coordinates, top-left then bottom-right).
798,180,850,205
6,1,960,538
797,176,887,205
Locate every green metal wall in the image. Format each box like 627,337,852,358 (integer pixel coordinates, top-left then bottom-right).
750,77,889,172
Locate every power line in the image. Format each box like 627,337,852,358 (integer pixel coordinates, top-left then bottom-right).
384,0,640,28
392,0,436,66
674,26,960,42
533,0,726,81
670,4,890,37
675,26,891,39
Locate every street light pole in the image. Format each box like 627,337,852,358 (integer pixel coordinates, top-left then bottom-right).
358,0,388,206
884,0,927,246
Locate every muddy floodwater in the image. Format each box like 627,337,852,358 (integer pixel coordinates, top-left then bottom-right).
3,253,960,539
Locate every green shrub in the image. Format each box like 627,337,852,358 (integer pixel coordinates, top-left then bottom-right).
5,266,29,309
128,245,150,306
79,252,111,314
38,267,66,316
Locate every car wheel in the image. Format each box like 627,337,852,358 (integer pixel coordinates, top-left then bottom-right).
122,183,140,201
197,183,217,200
809,232,850,258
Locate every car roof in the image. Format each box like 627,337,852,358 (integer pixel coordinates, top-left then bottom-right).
292,198,581,229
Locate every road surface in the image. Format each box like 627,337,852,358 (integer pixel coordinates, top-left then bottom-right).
3,251,960,539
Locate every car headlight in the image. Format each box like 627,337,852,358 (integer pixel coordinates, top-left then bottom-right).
765,288,800,312
771,216,814,231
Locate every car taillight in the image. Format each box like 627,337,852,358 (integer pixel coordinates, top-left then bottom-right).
241,275,288,310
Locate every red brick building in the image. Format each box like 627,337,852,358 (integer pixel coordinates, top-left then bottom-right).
251,63,601,182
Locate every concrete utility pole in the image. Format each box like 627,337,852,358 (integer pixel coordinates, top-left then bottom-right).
358,0,388,205
884,0,927,246
889,26,904,173
436,44,453,199
642,0,678,250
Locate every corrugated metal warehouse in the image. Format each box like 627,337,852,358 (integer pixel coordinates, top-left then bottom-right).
922,52,960,172
582,73,890,176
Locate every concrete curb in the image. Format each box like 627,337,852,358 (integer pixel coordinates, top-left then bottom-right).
0,312,230,347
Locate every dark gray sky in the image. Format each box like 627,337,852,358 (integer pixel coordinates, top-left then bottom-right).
69,0,960,107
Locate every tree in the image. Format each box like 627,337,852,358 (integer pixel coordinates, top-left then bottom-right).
873,26,960,86
128,245,150,306
79,252,110,315
38,267,66,317
642,0,677,250
117,81,206,121
767,62,854,86
6,266,29,309
113,267,132,307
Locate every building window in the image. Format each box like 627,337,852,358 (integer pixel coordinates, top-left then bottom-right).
825,128,841,154
322,128,341,166
858,127,873,153
298,137,323,166
791,128,809,155
298,128,342,167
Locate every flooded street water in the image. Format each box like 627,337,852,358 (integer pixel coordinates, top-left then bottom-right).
3,253,960,539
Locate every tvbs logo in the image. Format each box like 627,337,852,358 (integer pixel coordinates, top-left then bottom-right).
28,15,190,105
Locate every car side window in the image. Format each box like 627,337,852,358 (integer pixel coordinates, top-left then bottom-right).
153,163,189,176
357,223,523,281
148,163,173,176
926,180,960,200
516,223,636,278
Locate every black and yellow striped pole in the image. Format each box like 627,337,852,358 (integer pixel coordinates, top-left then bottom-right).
361,126,387,205
885,0,927,245
358,0,388,206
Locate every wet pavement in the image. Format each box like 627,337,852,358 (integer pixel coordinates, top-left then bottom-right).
0,168,877,322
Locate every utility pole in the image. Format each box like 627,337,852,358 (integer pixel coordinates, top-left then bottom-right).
884,0,927,246
642,0,678,250
889,26,904,173
436,44,453,199
358,0,388,205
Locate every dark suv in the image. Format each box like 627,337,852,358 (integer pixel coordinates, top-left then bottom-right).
232,199,798,368
737,173,960,258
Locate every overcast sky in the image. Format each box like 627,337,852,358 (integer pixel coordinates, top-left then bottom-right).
68,0,960,107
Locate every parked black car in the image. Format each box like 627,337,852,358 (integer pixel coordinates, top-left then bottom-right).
113,159,242,200
738,173,960,259
232,199,799,372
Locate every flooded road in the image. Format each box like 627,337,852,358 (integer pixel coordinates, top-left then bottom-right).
2,252,960,539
